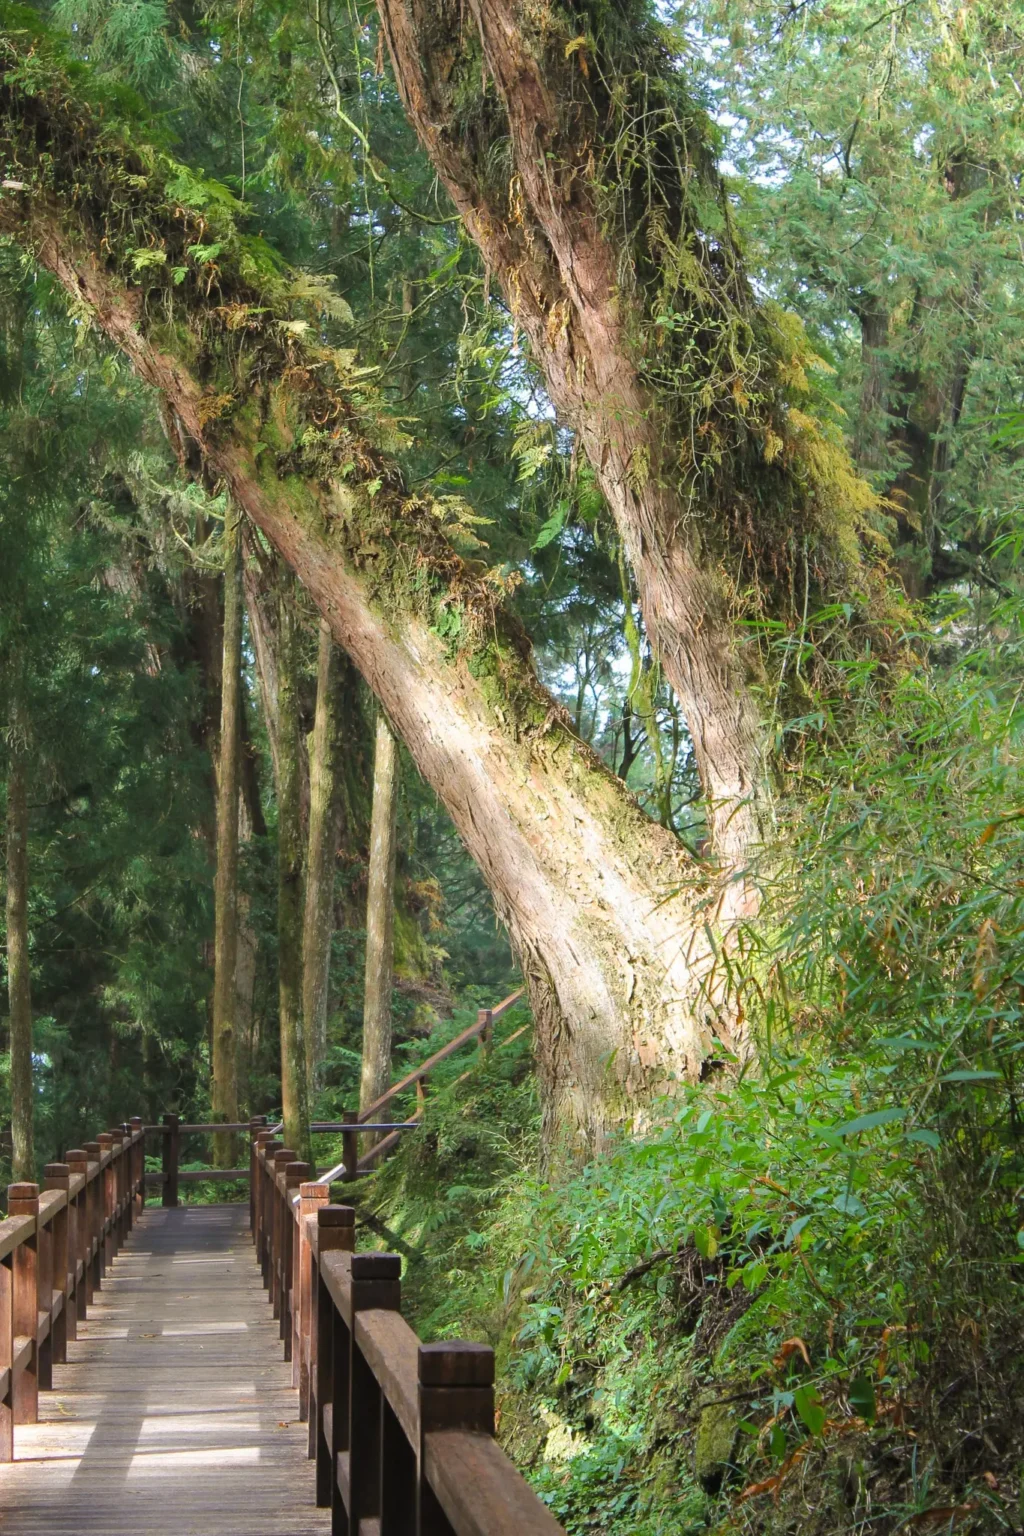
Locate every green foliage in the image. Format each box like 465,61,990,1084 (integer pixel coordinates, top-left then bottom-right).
366,608,1024,1533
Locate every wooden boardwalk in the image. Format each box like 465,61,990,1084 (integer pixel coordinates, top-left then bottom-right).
0,1203,327,1535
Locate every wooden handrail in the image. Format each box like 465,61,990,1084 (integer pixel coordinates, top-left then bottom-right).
0,1117,146,1463
251,1136,564,1533
138,986,530,1196
358,986,526,1124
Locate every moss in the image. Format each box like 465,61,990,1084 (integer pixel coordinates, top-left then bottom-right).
693,1403,738,1493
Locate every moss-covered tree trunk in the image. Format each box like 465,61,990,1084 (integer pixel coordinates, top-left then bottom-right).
302,620,340,1096
6,740,34,1182
0,52,777,1144
276,578,310,1159
373,0,879,894
211,510,242,1167
359,712,399,1136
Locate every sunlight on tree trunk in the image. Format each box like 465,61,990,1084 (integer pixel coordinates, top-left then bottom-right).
276,580,310,1160
212,510,242,1168
359,711,399,1141
302,619,339,1098
6,741,35,1182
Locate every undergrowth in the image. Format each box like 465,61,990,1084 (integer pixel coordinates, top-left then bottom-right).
361,606,1024,1536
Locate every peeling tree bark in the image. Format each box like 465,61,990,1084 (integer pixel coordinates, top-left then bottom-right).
359,711,399,1137
373,0,772,883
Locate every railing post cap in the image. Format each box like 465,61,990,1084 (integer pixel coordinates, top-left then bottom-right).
129,1116,143,1127
97,1132,114,1145
8,1182,40,1209
419,1340,495,1387
318,1204,355,1228
284,1161,311,1183
65,1149,89,1163
300,1181,329,1200
272,1147,298,1166
350,1252,401,1280
44,1162,71,1179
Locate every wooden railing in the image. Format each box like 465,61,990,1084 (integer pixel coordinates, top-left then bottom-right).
145,985,528,1199
253,1126,563,1534
0,1119,145,1461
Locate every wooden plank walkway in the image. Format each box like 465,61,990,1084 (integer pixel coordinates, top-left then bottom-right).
0,1203,328,1535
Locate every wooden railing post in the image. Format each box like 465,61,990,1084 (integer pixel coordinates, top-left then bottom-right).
417,1341,496,1535
282,1162,310,1360
81,1144,102,1298
476,1007,494,1058
295,1181,329,1411
341,1111,359,1182
8,1183,39,1426
108,1129,126,1246
43,1164,71,1369
312,1206,355,1506
269,1149,297,1319
35,1195,53,1394
0,1239,12,1462
258,1139,282,1286
161,1113,180,1208
129,1118,144,1219
66,1150,91,1315
97,1133,116,1274
346,1254,402,1535
248,1117,267,1238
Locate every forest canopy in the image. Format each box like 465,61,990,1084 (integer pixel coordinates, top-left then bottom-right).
0,0,1022,1529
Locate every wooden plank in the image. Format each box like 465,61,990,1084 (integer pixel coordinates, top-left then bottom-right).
177,1170,250,1183
0,1216,34,1265
353,1310,419,1446
0,1204,328,1535
424,1430,565,1536
36,1191,67,1228
178,1124,253,1135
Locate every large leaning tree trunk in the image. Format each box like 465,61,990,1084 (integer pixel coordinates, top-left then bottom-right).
211,509,242,1167
373,0,881,889
5,733,34,1181
303,620,341,1095
359,712,399,1136
0,35,790,1144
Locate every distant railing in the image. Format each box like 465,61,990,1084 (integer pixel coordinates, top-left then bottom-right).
0,1120,145,1462
144,986,528,1199
252,1123,563,1534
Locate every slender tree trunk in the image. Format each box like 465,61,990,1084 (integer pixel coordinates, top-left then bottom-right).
6,745,34,1182
276,581,310,1160
212,510,242,1167
242,535,312,830
303,620,340,1097
359,713,399,1134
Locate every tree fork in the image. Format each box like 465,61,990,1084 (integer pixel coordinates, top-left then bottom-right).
373,0,883,889
0,47,739,1143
